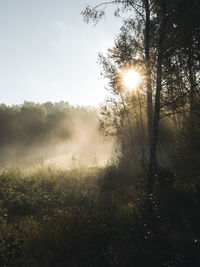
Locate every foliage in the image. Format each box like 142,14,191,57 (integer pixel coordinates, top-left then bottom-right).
82,0,200,189
173,111,200,180
0,166,199,266
98,23,148,177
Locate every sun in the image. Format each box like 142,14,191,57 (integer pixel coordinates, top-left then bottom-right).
122,69,141,91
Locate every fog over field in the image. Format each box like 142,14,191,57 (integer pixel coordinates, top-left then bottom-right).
0,102,115,170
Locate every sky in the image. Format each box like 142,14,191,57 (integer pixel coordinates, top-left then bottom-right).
0,0,124,107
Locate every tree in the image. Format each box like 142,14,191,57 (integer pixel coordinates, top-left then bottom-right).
148,0,168,191
82,0,153,144
98,25,148,177
82,0,200,191
82,0,155,185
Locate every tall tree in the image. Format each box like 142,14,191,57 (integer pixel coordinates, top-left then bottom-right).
148,0,168,191
82,0,153,146
82,0,200,191
144,0,153,147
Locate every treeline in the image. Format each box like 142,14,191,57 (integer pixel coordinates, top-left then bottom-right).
0,101,97,162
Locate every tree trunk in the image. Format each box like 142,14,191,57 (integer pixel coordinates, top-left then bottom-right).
137,91,146,167
144,0,153,148
148,0,168,193
188,45,195,118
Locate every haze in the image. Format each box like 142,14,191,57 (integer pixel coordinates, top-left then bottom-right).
0,102,115,170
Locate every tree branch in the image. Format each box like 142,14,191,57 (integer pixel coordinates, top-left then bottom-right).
160,107,190,119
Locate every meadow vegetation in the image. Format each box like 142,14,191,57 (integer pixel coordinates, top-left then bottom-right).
0,139,200,267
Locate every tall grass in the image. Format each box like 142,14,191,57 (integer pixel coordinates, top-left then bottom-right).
0,165,200,266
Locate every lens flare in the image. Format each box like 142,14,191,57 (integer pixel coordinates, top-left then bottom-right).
122,69,141,90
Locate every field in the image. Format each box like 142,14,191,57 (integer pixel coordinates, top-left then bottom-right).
0,165,200,266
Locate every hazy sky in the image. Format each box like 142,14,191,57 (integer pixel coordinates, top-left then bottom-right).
0,0,124,107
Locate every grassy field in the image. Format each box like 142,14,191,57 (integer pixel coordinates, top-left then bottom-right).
0,165,199,266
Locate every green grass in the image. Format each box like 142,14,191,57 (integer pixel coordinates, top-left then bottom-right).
0,166,200,266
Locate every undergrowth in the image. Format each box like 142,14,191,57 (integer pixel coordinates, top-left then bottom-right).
0,166,200,266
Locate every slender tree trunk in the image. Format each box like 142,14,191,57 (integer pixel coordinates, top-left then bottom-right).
148,0,168,193
144,0,153,148
137,91,146,167
119,91,135,154
188,46,195,117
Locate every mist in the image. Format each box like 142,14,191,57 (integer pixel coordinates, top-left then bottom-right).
0,101,115,170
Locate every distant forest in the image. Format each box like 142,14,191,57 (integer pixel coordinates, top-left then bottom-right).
0,101,98,163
